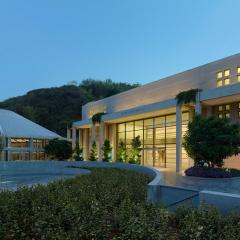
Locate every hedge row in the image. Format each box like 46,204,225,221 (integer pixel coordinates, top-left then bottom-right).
0,168,240,239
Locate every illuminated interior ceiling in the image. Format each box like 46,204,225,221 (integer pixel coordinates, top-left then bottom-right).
203,94,240,106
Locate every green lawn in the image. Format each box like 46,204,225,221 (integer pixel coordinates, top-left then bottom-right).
0,168,240,239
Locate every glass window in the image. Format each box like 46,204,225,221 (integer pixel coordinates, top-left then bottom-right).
217,80,223,87
224,69,230,77
126,131,134,145
166,115,176,126
126,122,134,132
238,75,240,82
135,120,143,130
118,132,125,144
155,117,165,127
217,72,223,78
225,104,230,111
218,106,223,111
238,103,240,109
237,67,240,74
118,123,125,132
144,119,154,129
144,128,153,145
218,114,223,118
224,78,230,85
225,113,230,118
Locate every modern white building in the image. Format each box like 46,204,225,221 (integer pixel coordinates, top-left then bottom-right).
0,109,62,161
70,53,240,172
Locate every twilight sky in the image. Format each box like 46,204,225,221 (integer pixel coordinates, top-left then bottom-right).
0,0,240,101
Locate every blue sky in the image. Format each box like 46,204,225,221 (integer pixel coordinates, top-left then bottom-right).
0,0,240,101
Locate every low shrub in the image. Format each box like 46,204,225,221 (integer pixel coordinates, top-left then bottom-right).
0,168,240,239
185,166,240,178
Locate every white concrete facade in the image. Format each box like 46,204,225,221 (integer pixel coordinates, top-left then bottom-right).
71,53,240,171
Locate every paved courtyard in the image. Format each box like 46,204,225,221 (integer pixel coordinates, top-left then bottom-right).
158,168,240,194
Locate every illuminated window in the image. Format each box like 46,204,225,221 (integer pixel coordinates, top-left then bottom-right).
217,104,230,119
217,80,223,87
224,70,230,77
224,78,230,85
217,72,223,78
237,67,240,82
225,113,230,118
216,69,230,87
238,103,240,109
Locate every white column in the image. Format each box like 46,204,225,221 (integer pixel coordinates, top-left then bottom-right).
195,91,201,114
98,122,105,161
91,124,95,146
176,104,182,173
67,127,71,140
29,138,33,160
72,127,77,149
83,128,89,160
111,124,117,162
7,137,11,161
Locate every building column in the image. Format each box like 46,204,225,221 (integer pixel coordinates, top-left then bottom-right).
98,122,105,161
176,104,182,173
72,127,77,149
91,124,95,146
111,124,117,162
29,138,33,160
195,91,202,114
83,128,89,160
7,137,11,161
67,127,71,140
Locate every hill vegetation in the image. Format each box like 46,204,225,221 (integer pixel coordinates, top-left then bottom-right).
0,79,139,136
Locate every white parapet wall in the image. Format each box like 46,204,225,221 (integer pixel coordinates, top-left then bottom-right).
199,190,240,215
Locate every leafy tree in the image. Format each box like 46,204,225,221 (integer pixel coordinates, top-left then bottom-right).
0,80,139,136
129,136,142,164
117,140,127,162
44,139,72,160
72,144,84,161
102,139,112,162
175,89,201,105
183,115,240,168
89,141,98,161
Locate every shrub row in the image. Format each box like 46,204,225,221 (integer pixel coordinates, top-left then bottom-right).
0,168,240,239
185,166,240,178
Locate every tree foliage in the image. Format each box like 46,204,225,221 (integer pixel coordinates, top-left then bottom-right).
92,112,105,124
176,89,201,105
183,115,240,168
89,141,98,161
44,139,72,160
102,139,112,162
0,79,139,136
129,136,142,164
117,140,127,162
72,144,84,161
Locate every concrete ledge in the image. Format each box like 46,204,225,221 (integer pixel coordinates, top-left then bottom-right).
199,190,240,215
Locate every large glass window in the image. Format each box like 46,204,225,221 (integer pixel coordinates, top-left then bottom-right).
117,112,190,169
11,138,29,148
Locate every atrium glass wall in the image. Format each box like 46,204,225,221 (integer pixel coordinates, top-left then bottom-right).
117,112,190,169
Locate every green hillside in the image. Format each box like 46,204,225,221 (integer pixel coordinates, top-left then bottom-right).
0,79,139,136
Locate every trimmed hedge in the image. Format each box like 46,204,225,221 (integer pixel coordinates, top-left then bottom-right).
185,166,240,178
0,168,240,239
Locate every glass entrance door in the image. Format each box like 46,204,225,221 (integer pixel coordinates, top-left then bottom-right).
143,147,166,168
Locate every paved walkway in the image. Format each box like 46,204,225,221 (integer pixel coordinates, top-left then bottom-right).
157,168,240,194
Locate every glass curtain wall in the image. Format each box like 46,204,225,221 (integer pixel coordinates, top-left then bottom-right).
117,112,190,169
